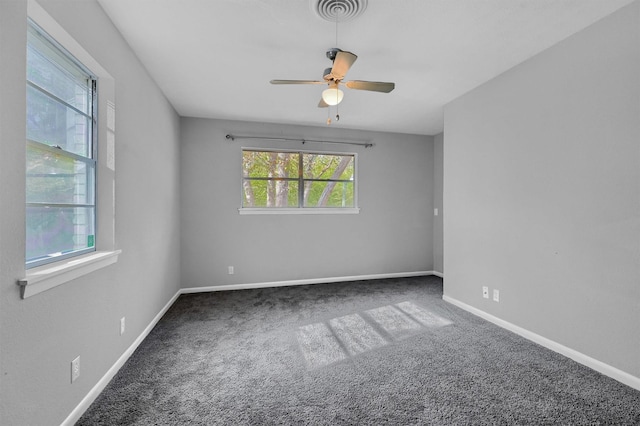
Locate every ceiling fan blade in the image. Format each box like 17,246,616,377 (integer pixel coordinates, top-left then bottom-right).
345,80,395,93
270,80,325,85
318,98,329,108
329,51,357,81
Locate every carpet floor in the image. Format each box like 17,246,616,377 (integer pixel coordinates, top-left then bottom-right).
77,276,640,425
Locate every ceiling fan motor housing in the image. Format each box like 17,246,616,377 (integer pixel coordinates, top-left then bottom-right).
326,47,342,61
323,67,334,81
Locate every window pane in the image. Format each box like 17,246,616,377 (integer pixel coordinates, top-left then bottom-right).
27,85,92,157
304,181,354,208
303,154,354,180
241,149,357,210
243,179,299,207
243,151,299,179
26,206,95,263
26,44,90,114
26,20,97,268
26,143,94,205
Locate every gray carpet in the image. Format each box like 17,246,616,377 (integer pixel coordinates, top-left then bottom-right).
77,277,640,425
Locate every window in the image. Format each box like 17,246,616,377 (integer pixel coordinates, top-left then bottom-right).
242,150,356,210
25,20,97,268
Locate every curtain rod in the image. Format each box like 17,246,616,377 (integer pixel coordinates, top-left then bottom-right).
225,134,373,148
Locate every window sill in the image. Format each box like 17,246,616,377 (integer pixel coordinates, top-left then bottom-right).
18,250,122,299
239,208,360,215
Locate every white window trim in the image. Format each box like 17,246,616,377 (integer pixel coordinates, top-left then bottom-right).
19,0,120,299
19,250,121,298
239,207,360,215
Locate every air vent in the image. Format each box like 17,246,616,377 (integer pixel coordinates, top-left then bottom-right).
311,0,368,23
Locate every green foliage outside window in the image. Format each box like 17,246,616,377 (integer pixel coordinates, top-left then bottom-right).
242,150,355,208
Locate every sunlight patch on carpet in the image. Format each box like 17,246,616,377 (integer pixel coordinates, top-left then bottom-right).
395,301,453,327
329,314,387,355
297,301,453,369
365,305,421,339
297,323,347,369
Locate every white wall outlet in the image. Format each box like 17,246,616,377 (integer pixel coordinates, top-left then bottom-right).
434,208,439,216
482,286,489,299
71,356,80,383
493,289,500,302
228,266,234,275
120,317,126,335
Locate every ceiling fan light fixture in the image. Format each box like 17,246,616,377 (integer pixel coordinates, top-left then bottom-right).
322,87,344,106
322,87,344,105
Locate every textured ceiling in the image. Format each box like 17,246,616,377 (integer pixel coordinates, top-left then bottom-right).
97,0,635,136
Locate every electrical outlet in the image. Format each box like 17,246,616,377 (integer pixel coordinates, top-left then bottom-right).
120,317,126,335
228,266,234,275
434,208,439,216
482,286,489,299
493,289,500,302
71,356,80,383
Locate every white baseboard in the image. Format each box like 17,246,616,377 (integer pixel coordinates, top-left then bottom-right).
181,271,439,293
62,272,442,425
443,295,640,391
61,289,182,426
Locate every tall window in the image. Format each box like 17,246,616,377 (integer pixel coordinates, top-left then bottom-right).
26,20,97,268
242,150,356,208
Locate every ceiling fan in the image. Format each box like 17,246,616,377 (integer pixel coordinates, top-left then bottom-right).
270,47,395,109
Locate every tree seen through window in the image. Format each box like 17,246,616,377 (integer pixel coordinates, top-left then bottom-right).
242,150,355,208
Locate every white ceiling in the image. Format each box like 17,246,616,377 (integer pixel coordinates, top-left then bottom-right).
97,0,634,136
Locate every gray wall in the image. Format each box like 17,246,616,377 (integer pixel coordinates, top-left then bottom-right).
433,133,444,274
0,1,181,425
443,1,639,379
180,118,434,288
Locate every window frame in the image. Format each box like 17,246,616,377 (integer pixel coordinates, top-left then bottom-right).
239,147,360,215
25,19,99,269
19,0,120,299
